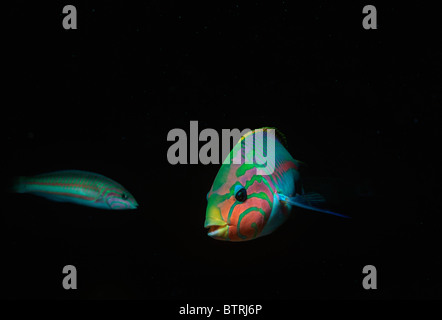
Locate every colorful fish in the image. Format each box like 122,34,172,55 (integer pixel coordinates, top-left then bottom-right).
204,128,349,241
12,170,138,210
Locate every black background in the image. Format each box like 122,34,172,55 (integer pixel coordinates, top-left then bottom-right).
2,0,441,304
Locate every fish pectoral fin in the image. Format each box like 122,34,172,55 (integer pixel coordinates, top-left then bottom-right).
94,194,105,203
278,193,350,218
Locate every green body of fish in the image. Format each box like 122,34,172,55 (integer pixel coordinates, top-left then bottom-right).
12,170,138,210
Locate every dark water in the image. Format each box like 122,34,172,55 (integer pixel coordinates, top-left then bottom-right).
2,1,441,303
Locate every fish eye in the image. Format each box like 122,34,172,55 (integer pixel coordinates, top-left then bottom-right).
122,193,128,200
235,187,247,202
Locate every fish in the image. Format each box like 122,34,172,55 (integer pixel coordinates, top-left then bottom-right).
204,127,349,241
11,170,138,210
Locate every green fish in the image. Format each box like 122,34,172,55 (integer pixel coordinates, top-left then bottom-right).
204,128,349,241
12,170,138,210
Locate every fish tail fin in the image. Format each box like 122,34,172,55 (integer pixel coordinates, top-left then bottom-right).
279,192,350,218
10,176,26,193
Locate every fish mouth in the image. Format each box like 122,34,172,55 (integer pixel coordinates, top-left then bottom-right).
206,224,229,237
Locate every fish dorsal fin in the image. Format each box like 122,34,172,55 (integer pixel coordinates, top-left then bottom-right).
260,127,289,149
239,127,288,149
239,127,306,167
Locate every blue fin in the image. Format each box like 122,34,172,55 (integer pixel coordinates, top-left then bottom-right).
279,192,350,218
